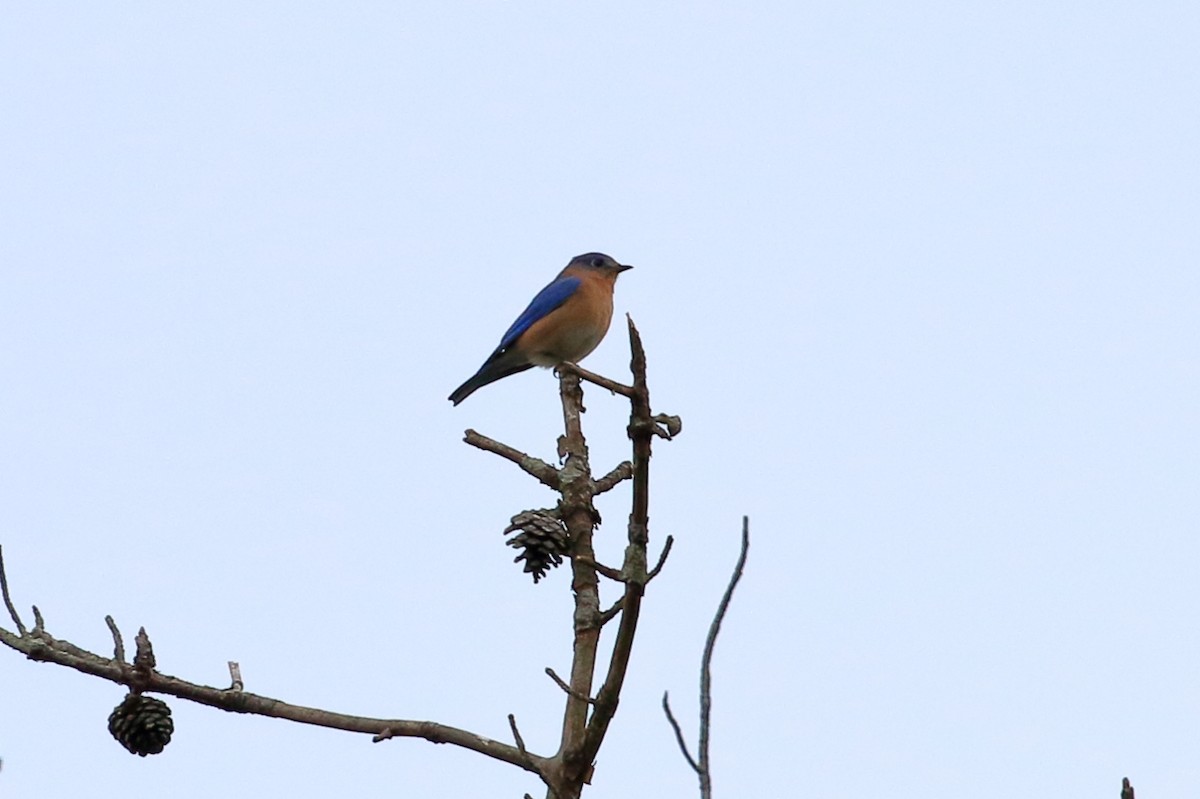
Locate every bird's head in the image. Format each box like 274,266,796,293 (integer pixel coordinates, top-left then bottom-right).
567,252,633,278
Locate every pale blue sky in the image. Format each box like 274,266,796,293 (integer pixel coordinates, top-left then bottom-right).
2,3,1198,797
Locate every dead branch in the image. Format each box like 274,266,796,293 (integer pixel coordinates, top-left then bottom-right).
598,598,623,626
661,691,699,774
104,615,126,664
550,367,605,794
0,597,545,774
648,536,674,581
557,362,636,399
0,546,26,636
578,318,655,768
663,516,750,799
575,557,624,583
545,667,595,705
593,461,633,495
463,429,562,489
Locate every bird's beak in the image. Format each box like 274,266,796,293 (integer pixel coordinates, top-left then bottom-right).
616,263,634,273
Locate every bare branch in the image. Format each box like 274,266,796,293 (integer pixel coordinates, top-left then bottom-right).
596,536,671,628
31,605,44,634
463,429,562,490
557,363,635,399
552,368,604,787
661,691,700,774
0,620,545,774
0,546,27,636
546,667,595,705
508,714,530,762
648,535,674,582
696,517,750,796
1122,777,1135,799
664,517,750,798
598,598,623,626
105,615,126,664
574,557,624,583
580,317,654,766
7,315,679,799
594,461,633,495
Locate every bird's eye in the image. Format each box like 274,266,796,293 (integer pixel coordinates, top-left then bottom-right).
590,256,605,268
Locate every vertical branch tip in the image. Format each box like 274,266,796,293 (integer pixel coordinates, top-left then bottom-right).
105,615,126,664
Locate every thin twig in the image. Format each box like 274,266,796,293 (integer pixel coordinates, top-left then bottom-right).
660,518,750,798
105,615,126,664
661,691,700,774
647,535,674,582
508,711,558,796
463,429,562,489
696,517,751,799
545,668,595,705
31,605,44,634
0,546,27,637
1122,778,1135,799
508,714,530,762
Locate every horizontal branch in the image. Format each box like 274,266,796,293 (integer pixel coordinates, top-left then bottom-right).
574,557,624,583
0,622,545,774
557,363,635,399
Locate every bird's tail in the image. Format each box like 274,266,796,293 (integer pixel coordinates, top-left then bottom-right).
448,353,534,405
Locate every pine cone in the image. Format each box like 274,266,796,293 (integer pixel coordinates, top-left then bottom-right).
504,509,569,583
108,693,174,756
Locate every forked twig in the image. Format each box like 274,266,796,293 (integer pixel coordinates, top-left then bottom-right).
663,517,750,799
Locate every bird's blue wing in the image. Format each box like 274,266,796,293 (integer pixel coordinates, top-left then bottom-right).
498,276,582,350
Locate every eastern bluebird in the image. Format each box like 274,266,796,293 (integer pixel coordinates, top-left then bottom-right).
449,252,633,405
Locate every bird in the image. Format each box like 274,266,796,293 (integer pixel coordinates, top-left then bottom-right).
449,252,633,405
